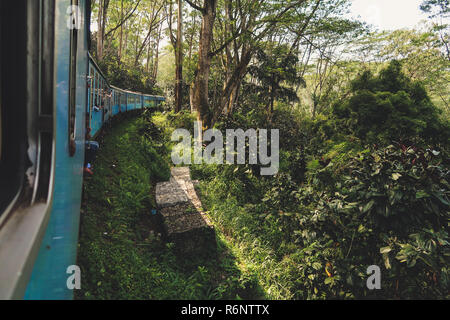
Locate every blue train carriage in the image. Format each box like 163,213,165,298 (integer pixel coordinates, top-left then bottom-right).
0,0,165,300
111,86,125,116
143,93,165,109
87,53,112,137
0,0,91,299
125,90,139,111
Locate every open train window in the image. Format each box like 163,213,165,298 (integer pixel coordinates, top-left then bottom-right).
89,66,94,114
68,0,79,157
95,72,99,106
0,24,2,163
0,1,29,216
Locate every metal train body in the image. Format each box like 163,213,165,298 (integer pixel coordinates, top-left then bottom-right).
0,0,164,300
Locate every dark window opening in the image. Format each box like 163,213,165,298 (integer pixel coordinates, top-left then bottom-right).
0,0,29,216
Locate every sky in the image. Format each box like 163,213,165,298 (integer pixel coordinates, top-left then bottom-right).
349,0,429,30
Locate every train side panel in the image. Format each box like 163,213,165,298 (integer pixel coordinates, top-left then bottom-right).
24,0,88,300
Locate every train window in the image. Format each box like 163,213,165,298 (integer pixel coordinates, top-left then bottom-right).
97,73,100,106
89,67,94,113
68,0,79,157
0,46,2,162
101,80,103,104
0,0,29,216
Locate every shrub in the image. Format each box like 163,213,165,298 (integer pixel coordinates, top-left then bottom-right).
333,60,449,146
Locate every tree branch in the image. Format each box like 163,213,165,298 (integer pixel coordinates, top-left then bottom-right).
184,0,204,13
105,0,141,39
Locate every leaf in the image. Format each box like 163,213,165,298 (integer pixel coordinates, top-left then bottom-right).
312,262,322,270
380,246,392,254
373,153,381,163
382,253,392,269
362,200,375,213
416,190,430,199
358,224,366,233
392,173,402,180
433,193,450,206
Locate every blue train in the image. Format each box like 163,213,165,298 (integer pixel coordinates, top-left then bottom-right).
0,0,164,299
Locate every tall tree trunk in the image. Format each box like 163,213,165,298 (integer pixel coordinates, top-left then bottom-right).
124,20,128,58
97,0,110,62
152,23,162,83
188,14,196,60
146,41,151,73
175,0,183,112
191,0,217,128
118,0,123,64
212,48,252,126
97,0,103,60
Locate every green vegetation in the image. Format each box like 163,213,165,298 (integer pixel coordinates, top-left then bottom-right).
189,62,450,299
84,0,449,300
333,60,449,144
78,56,449,302
76,113,264,299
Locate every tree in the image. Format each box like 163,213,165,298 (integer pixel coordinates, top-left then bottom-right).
333,61,447,144
296,16,365,117
184,0,218,128
185,0,329,127
93,0,142,62
247,43,305,116
357,29,450,115
420,0,450,60
167,0,184,112
90,0,165,93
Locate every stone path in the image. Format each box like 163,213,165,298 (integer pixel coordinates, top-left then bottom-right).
155,167,216,256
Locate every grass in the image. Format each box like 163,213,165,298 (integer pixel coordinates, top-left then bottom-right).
75,112,265,300
191,175,299,300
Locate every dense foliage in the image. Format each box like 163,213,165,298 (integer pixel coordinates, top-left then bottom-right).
82,0,450,300
333,61,449,144
188,63,450,299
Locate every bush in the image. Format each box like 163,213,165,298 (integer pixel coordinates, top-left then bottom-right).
333,61,449,146
196,142,450,299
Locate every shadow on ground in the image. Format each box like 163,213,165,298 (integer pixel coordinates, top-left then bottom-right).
75,114,265,300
